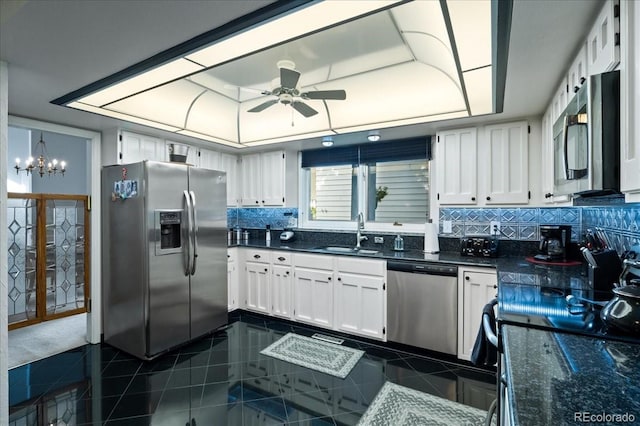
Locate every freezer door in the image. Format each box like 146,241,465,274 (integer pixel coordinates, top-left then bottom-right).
146,161,191,357
188,166,228,338
102,162,148,359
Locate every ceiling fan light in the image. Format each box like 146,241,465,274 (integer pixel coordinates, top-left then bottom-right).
367,131,381,142
322,137,334,147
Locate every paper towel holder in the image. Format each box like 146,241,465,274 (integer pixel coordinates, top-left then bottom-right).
424,218,440,254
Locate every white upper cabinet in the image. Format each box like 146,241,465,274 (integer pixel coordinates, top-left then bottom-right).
484,121,529,204
541,107,556,203
197,148,220,170
568,43,588,94
240,153,262,206
436,128,478,205
587,0,620,76
119,131,165,164
621,0,640,199
218,153,239,206
240,150,285,206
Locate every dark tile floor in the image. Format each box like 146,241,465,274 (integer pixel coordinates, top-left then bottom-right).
9,312,496,425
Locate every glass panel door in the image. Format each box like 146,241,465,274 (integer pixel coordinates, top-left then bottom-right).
7,193,90,329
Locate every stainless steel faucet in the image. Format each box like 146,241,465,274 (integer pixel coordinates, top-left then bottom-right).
356,212,368,248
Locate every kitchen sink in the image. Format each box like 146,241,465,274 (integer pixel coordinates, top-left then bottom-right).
315,246,379,255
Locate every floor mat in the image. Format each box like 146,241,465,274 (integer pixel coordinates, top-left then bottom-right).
357,381,489,426
260,332,364,379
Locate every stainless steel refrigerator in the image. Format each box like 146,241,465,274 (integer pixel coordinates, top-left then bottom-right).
101,160,227,360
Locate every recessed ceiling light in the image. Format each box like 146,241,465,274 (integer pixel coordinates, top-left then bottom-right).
322,137,334,147
367,131,381,142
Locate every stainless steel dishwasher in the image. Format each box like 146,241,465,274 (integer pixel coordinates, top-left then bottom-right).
387,261,458,355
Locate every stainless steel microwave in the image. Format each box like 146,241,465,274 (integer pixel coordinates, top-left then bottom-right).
551,70,620,197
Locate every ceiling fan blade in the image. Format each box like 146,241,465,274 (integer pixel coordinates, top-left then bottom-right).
280,67,300,89
301,90,347,100
248,99,278,113
292,101,318,117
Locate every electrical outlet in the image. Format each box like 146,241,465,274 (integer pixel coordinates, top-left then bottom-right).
374,236,384,244
490,221,501,236
442,220,453,234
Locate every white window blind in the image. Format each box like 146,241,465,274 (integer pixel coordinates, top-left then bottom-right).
311,166,354,221
371,160,429,223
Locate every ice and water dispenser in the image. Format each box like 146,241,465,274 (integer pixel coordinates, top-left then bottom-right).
156,210,182,255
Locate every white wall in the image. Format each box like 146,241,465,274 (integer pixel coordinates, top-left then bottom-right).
1,59,10,426
29,130,90,195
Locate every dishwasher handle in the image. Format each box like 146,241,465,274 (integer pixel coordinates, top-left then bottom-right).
387,261,457,276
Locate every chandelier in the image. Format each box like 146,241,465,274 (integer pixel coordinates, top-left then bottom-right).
14,133,67,177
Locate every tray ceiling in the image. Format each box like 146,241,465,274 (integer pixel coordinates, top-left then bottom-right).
54,0,499,149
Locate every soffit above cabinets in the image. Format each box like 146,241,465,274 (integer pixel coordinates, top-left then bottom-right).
54,0,503,149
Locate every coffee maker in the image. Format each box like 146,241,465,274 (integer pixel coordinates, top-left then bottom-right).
535,225,571,262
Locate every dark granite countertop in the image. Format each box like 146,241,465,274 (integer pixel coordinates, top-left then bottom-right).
502,325,640,426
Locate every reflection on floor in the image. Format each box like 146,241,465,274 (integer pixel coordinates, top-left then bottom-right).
8,311,496,425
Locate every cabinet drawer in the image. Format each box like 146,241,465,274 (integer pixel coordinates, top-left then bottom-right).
337,257,385,276
245,249,271,263
294,253,334,270
271,251,292,265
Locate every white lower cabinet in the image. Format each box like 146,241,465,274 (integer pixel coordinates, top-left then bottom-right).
271,262,292,319
227,248,239,311
335,257,386,340
245,250,271,314
457,266,497,361
237,249,387,341
293,266,334,328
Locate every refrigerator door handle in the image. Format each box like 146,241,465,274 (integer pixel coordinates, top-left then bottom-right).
183,190,193,276
189,190,198,275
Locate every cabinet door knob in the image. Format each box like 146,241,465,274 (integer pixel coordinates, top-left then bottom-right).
278,256,285,261
328,276,332,281
254,254,260,259
471,197,476,201
286,271,290,275
465,275,470,281
338,277,342,281
255,200,259,204
262,200,265,204
486,196,491,201
264,268,268,272
544,193,553,198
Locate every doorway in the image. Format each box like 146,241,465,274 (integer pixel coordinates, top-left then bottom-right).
5,117,102,364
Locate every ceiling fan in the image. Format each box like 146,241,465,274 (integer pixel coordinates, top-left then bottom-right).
246,60,346,117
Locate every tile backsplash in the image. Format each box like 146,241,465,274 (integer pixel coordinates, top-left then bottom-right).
228,207,298,230
440,204,640,254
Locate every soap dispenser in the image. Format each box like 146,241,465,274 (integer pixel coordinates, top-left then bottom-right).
394,234,404,251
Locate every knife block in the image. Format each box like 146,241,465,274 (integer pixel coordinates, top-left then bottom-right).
589,249,622,298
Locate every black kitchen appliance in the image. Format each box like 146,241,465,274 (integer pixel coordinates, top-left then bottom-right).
535,225,571,262
460,236,499,257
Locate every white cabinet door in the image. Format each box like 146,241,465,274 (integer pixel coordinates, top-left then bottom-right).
293,267,333,328
240,151,286,206
240,153,262,206
436,128,477,204
588,0,620,76
261,150,285,205
335,272,385,340
621,0,640,199
457,267,497,361
198,148,220,170
484,121,529,204
567,43,588,94
541,107,556,203
219,153,239,206
227,248,239,311
245,261,270,314
120,131,165,164
271,264,292,319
